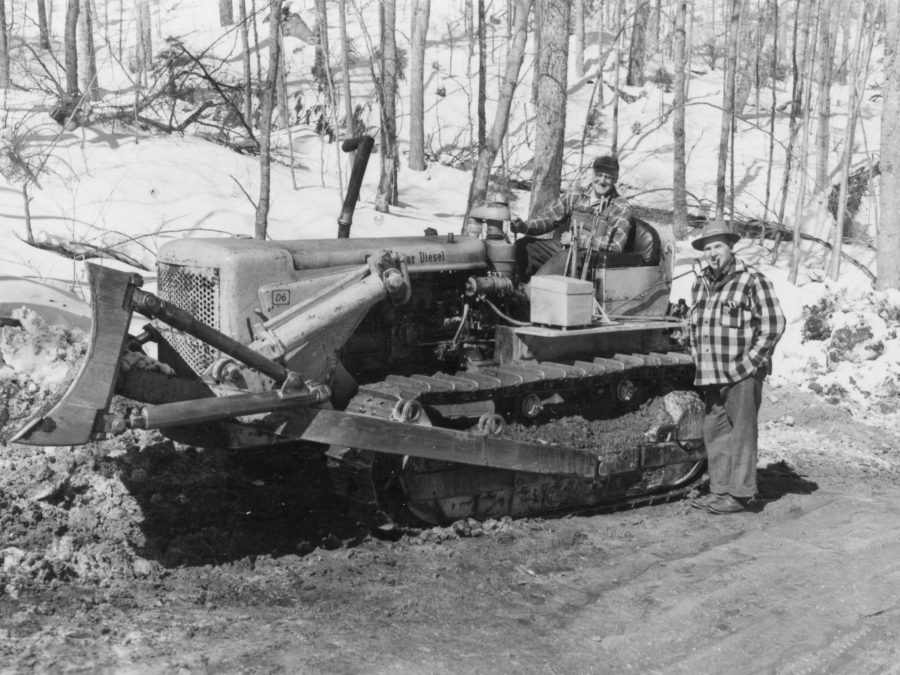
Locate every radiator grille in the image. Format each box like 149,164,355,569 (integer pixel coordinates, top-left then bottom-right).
157,262,221,376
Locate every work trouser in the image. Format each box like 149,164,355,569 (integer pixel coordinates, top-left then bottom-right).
702,367,767,499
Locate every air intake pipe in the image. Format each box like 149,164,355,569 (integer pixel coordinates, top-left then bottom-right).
337,135,375,239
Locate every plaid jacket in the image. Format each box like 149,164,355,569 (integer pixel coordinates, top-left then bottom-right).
689,257,785,386
520,188,633,253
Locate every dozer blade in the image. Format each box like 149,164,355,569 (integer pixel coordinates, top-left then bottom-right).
11,264,139,445
301,409,598,478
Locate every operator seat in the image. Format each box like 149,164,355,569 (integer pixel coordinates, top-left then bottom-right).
596,217,661,268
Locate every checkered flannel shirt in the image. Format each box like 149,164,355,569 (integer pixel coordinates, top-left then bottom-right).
519,188,633,253
689,256,785,386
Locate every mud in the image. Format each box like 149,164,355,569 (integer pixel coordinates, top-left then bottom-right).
4,311,900,672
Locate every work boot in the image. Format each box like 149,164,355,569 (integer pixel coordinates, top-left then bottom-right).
690,493,723,510
706,494,747,514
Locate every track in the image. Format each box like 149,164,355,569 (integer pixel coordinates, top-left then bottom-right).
326,350,708,524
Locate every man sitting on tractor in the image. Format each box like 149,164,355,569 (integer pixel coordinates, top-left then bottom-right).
510,155,633,281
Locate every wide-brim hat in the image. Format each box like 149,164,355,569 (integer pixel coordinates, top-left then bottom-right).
470,204,511,221
691,219,740,250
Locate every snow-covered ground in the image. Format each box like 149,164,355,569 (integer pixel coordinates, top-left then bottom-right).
0,0,895,424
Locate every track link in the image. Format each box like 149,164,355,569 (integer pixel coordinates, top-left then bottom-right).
327,350,707,525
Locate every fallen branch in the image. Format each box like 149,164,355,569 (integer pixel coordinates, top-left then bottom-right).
739,220,875,283
24,238,150,271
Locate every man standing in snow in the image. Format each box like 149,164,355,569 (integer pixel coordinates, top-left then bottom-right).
688,220,785,514
509,155,633,281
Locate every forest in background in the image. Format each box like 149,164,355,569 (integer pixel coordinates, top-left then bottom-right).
0,0,897,288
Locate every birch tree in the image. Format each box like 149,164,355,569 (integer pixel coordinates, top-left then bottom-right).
468,0,530,209
409,0,430,170
827,4,874,280
375,0,399,212
255,0,283,240
878,0,900,290
529,0,569,216
714,0,740,223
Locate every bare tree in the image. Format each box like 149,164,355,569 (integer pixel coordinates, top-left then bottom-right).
37,0,51,50
715,0,740,223
468,0,531,209
408,0,430,170
814,0,834,194
611,0,624,154
0,0,8,89
238,0,252,124
788,4,822,282
219,0,234,26
65,0,80,98
136,0,153,73
529,0,569,216
827,3,874,280
375,0,399,212
775,1,809,231
77,0,99,100
255,0,283,240
573,0,584,78
878,0,900,290
531,0,541,103
672,0,688,238
477,0,486,153
338,0,354,156
626,0,649,86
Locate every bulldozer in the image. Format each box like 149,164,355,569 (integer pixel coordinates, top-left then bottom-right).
13,137,706,526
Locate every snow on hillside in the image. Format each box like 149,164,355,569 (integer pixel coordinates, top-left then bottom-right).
0,0,895,423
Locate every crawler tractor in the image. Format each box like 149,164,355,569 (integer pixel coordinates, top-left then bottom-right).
14,137,706,525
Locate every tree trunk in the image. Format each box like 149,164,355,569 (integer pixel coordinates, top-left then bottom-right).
531,0,541,103
611,0,623,155
375,0,399,212
468,0,530,209
136,0,152,72
65,0,80,98
878,0,900,290
528,0,568,216
775,0,806,229
255,0,283,240
788,3,822,283
763,0,777,218
573,0,584,78
814,0,834,195
715,0,740,223
477,0,486,154
238,0,253,124
219,0,234,26
827,4,874,280
77,0,99,100
626,0,648,87
672,0,688,238
37,0,51,50
0,0,8,89
408,0,430,170
338,0,354,154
